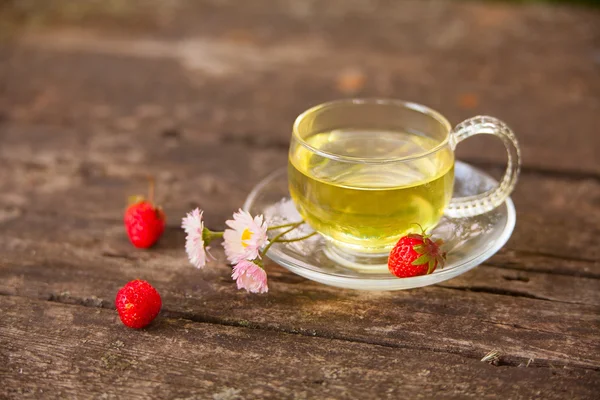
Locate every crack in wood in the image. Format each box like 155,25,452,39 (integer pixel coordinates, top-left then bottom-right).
483,262,600,280
100,251,139,261
465,159,600,182
501,275,530,282
439,285,560,303
506,249,599,266
3,290,597,371
368,296,594,341
159,309,550,370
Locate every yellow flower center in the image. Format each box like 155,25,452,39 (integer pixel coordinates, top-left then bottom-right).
241,228,253,248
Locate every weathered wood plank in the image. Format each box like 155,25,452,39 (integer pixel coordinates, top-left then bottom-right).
0,117,598,373
489,250,599,279
0,231,598,369
0,100,597,370
0,2,598,397
0,169,598,297
1,295,598,400
0,125,597,271
0,214,597,307
1,0,599,175
438,265,600,305
0,148,600,284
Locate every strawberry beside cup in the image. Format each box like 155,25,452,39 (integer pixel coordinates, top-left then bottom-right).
388,226,447,278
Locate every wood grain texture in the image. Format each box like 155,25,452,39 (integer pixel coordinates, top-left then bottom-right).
1,0,599,176
0,223,598,369
0,0,599,398
1,295,598,400
0,125,597,270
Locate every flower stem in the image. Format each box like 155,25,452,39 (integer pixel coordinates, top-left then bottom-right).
267,221,304,231
203,228,224,244
261,222,303,256
274,232,317,243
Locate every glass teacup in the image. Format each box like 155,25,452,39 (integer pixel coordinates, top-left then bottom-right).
288,99,520,268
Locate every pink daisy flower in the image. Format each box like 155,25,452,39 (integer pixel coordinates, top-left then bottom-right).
232,260,268,294
182,208,208,269
223,209,268,264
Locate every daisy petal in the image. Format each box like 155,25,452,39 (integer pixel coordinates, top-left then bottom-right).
182,208,208,269
231,260,268,294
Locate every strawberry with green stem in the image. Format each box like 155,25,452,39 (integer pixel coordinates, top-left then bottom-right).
388,224,447,278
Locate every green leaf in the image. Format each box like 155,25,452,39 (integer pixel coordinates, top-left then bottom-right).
427,259,436,274
412,254,431,266
128,195,144,205
413,244,427,254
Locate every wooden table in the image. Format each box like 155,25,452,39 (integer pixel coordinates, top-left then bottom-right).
1,1,598,398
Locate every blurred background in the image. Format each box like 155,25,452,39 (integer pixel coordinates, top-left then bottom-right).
0,0,598,226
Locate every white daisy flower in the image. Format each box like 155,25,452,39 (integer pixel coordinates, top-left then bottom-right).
223,209,268,264
182,208,208,269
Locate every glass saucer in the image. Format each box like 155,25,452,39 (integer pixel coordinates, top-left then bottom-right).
243,161,516,291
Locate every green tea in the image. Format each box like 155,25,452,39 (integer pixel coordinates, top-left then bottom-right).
288,129,454,253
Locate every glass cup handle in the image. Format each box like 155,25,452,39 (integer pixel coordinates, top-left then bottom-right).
446,116,521,218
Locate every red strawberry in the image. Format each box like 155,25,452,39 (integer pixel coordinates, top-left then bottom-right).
116,279,162,329
124,180,165,248
388,227,446,278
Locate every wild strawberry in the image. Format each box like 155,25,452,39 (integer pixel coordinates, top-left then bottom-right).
116,279,162,329
124,179,165,248
388,227,446,278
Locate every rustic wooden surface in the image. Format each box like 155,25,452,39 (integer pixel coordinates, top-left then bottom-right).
0,0,599,399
